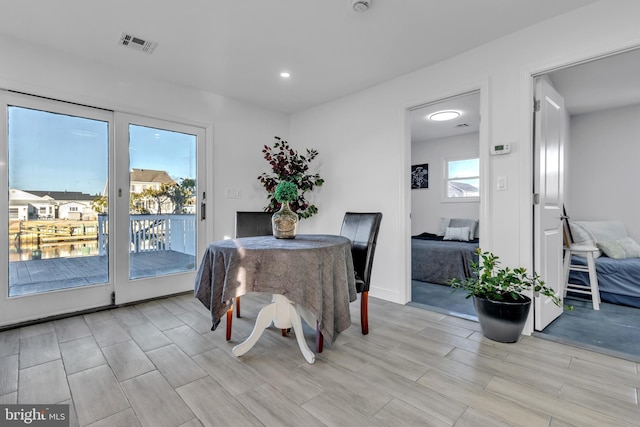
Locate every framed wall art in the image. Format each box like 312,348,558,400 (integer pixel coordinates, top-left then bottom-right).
411,163,428,189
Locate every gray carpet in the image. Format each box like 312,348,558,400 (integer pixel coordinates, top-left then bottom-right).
539,297,640,361
409,280,477,320
410,280,640,361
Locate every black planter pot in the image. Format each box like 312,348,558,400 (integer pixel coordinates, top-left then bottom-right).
473,295,531,343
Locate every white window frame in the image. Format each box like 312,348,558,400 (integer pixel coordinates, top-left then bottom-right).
442,155,480,203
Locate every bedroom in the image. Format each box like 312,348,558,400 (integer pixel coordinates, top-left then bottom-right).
409,50,640,359
409,91,480,318
537,47,640,357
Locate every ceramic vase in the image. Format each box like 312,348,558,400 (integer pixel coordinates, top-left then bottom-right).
473,295,531,343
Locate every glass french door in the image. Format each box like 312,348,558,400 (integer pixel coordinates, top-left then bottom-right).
113,113,206,304
0,92,114,326
0,94,207,326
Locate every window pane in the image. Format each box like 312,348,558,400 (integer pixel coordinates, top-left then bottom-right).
448,158,479,179
8,106,109,296
128,124,196,280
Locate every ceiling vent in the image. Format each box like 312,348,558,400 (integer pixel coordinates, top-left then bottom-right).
119,33,157,54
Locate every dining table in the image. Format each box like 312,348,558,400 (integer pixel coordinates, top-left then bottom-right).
194,234,357,363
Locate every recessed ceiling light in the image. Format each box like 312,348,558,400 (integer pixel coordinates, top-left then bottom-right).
280,72,291,78
428,110,460,121
352,0,371,12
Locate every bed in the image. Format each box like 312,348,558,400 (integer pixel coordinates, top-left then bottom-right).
567,220,640,308
569,256,640,308
411,218,480,285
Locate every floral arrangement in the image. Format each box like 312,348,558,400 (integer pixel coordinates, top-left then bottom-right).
273,181,298,204
258,136,324,219
448,249,562,306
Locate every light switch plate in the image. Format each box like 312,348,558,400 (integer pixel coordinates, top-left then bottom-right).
497,176,507,191
225,188,241,199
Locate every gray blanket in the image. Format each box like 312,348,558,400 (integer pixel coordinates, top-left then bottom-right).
194,234,357,344
411,236,478,285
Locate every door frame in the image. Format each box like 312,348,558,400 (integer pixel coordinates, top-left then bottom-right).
113,112,208,304
522,43,640,335
402,79,491,305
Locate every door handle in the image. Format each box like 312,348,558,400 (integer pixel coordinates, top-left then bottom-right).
201,202,206,220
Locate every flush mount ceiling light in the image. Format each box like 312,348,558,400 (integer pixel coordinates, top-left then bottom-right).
352,0,371,12
280,72,291,78
428,110,461,121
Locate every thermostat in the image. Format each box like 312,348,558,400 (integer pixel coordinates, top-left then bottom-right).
491,143,511,155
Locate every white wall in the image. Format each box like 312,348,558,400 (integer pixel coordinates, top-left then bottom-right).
567,103,640,241
0,34,289,244
289,0,640,312
411,132,480,235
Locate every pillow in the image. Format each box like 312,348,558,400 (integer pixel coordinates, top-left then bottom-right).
597,237,640,259
437,218,450,236
443,226,470,242
569,222,601,258
449,218,478,240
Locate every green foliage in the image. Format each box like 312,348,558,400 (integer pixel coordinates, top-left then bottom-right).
168,178,196,214
138,185,172,215
91,195,108,214
258,136,324,219
92,178,195,215
274,181,298,203
448,248,563,307
131,178,195,214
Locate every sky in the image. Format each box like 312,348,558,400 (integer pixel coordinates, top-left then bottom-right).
449,158,479,179
9,107,196,195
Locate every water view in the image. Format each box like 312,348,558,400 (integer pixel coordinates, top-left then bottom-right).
7,106,197,298
9,240,100,262
9,218,101,262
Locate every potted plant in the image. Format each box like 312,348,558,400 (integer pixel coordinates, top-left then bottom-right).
448,248,562,343
271,181,299,239
258,136,324,219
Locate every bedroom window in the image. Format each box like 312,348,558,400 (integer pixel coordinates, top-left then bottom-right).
445,157,479,200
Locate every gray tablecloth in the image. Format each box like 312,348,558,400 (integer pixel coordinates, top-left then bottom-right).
194,234,357,344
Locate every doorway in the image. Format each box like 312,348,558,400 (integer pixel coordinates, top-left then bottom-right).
408,91,481,319
533,47,640,360
0,92,208,327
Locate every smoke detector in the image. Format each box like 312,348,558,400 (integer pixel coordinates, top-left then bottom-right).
119,32,158,54
352,0,371,12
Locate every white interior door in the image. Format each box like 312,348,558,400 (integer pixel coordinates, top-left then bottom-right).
114,113,206,304
534,78,565,330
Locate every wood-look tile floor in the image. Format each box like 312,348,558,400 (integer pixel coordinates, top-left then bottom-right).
1,293,638,426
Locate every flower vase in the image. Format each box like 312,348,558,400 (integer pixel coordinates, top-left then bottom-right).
272,202,298,239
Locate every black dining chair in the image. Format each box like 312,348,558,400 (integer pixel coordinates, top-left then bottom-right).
235,211,274,239
340,212,383,336
316,211,382,352
226,211,273,340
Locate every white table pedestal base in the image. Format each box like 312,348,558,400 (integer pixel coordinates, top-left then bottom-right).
232,294,316,364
